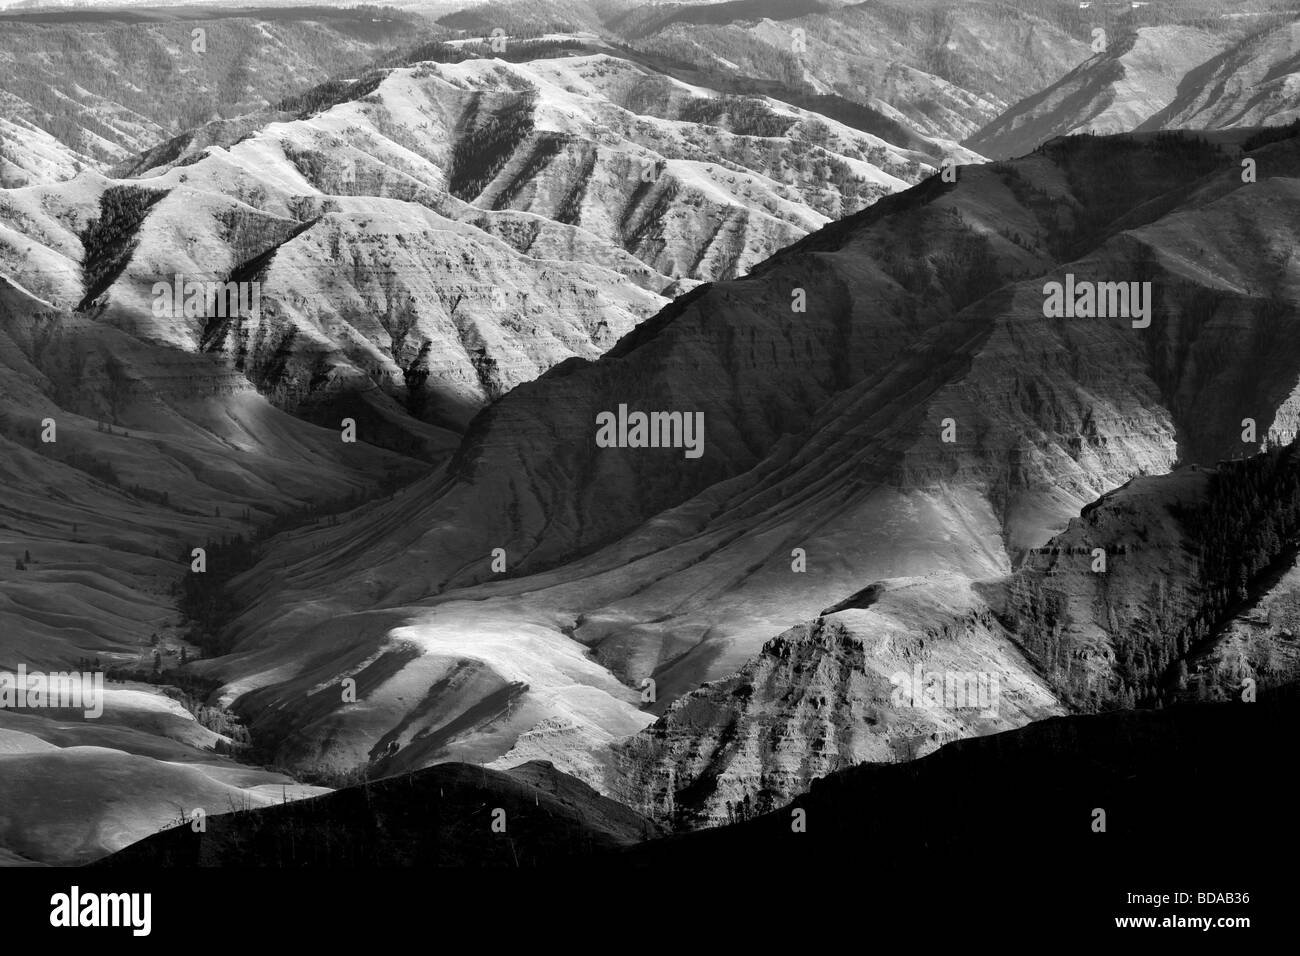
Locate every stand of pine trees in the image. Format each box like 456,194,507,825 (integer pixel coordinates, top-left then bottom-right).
1003,444,1300,712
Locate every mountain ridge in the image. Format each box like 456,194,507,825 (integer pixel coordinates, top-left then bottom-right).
184,128,1300,803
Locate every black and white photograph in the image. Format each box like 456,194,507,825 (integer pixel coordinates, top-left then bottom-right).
0,0,1294,939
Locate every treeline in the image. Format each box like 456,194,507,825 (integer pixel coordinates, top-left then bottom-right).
103,665,254,751
163,673,255,751
491,132,572,211
678,95,796,139
436,0,603,36
448,92,538,201
397,37,597,69
1242,117,1300,152
786,93,928,156
1006,133,1224,258
878,209,1003,313
1183,448,1300,610
178,535,258,657
177,469,412,657
276,70,387,120
77,184,169,311
631,29,808,93
1004,444,1300,711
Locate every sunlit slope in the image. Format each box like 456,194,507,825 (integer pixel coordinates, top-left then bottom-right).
0,8,427,183
1,51,961,451
617,0,1094,142
971,20,1300,159
209,131,1300,785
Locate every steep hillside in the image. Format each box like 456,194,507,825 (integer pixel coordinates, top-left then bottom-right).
968,26,1227,159
197,129,1300,793
1140,19,1300,132
0,272,418,652
609,439,1300,829
991,449,1300,711
0,117,83,189
0,6,431,184
0,273,404,865
0,31,979,865
9,4,1300,867
0,46,960,455
604,577,1062,829
615,0,1095,143
970,18,1300,159
1182,552,1300,704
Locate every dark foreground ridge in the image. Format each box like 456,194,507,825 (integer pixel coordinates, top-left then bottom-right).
95,760,661,868
97,690,1299,877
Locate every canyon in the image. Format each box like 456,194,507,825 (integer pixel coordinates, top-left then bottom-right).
4,0,1300,870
